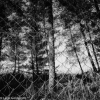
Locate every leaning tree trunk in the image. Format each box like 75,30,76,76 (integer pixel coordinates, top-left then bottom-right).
86,25,100,71
48,0,56,94
90,36,100,71
80,24,97,72
70,31,84,74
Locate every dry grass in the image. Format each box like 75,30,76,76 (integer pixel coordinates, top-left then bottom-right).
34,72,100,100
1,71,100,100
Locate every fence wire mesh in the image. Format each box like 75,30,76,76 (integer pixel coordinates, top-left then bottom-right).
0,0,100,100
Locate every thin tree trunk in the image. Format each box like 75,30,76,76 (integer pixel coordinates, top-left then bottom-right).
0,33,3,62
31,41,35,81
80,24,97,72
31,2,39,100
85,41,97,72
14,45,17,73
34,3,39,75
35,53,39,75
89,34,100,70
18,53,20,72
87,25,100,71
70,31,84,74
48,0,56,94
30,42,36,100
35,37,39,75
32,54,34,81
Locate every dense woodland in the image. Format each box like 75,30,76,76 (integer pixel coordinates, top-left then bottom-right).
0,0,100,99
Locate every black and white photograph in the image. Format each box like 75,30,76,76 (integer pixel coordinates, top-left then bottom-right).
0,0,100,100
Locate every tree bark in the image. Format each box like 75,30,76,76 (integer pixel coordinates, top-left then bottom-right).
48,0,56,94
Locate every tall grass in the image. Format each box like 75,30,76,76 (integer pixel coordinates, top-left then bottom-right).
34,72,100,100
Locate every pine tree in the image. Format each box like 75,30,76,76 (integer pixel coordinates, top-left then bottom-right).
24,0,48,76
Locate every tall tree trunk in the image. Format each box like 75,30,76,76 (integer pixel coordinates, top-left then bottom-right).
31,41,36,100
48,0,56,94
80,24,97,72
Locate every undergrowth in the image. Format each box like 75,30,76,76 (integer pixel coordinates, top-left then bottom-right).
35,72,100,100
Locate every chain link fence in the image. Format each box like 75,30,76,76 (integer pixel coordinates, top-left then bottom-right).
0,8,100,100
